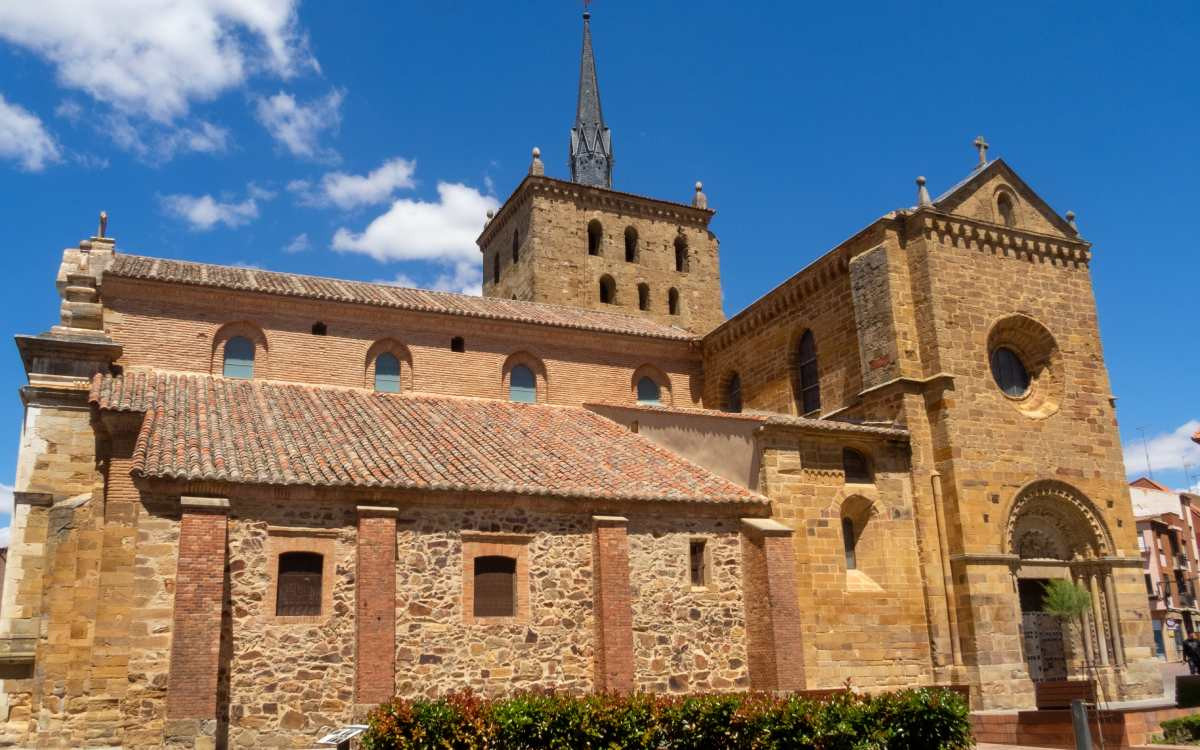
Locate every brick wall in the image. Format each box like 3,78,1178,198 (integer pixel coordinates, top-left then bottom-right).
592,516,634,693
357,509,397,705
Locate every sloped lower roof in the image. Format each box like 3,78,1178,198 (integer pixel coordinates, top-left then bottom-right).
91,370,763,505
104,254,695,341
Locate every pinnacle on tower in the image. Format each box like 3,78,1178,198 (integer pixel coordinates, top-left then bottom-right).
569,11,613,189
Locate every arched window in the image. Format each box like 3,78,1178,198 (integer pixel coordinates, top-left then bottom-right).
724,373,742,413
637,283,649,311
276,551,323,616
512,230,520,263
492,253,501,284
474,555,516,618
636,376,661,405
674,235,689,272
374,352,401,393
588,219,603,256
624,226,638,262
997,193,1016,227
842,448,872,484
599,274,616,304
311,321,327,336
223,336,255,379
842,518,857,570
668,288,680,316
509,364,536,403
990,347,1030,397
794,330,820,415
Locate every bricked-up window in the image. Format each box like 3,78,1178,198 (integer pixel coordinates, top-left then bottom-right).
509,365,536,403
637,283,649,311
674,235,689,272
724,373,742,413
588,219,603,255
223,335,255,379
636,376,661,405
311,321,327,335
842,448,872,484
689,540,708,586
375,352,401,393
451,336,465,353
625,226,639,262
599,274,616,304
473,555,516,617
276,552,323,616
512,230,520,263
990,347,1030,397
842,518,857,570
997,192,1016,227
668,288,680,316
794,330,820,415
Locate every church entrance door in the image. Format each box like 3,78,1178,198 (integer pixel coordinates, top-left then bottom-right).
1019,578,1067,682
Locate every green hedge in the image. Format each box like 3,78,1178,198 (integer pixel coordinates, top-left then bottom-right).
1161,713,1200,744
359,687,972,750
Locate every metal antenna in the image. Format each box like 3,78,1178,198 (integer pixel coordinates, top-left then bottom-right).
1139,426,1154,480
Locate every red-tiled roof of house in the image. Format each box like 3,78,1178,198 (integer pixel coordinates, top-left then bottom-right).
91,370,765,505
104,254,695,341
1130,476,1173,492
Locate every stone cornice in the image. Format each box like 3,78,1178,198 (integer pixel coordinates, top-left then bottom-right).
478,174,714,247
910,209,1092,267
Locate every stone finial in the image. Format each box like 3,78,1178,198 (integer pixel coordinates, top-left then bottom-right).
98,211,108,238
692,181,707,209
973,135,989,166
485,209,495,226
1066,210,1078,234
529,146,544,176
916,176,932,207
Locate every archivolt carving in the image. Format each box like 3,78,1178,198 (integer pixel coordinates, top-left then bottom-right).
1005,480,1113,560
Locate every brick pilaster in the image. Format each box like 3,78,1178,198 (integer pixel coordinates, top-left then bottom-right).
356,506,397,705
592,515,634,693
165,497,229,726
741,518,804,691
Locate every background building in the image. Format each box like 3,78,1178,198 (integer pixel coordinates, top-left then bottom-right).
1131,476,1200,660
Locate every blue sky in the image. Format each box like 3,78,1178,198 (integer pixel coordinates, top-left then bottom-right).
0,1,1196,538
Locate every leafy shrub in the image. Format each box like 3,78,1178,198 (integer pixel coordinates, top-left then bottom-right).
359,687,972,750
1161,713,1200,744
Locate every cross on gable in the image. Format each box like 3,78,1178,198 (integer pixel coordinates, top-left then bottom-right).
974,135,989,166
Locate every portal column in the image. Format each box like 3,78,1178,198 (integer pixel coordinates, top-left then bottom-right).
1104,570,1127,668
1088,571,1110,666
356,506,398,705
1073,571,1095,664
592,516,634,693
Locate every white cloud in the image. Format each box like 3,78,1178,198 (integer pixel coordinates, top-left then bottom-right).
283,232,310,253
106,114,230,162
0,94,62,171
332,182,497,264
162,193,260,231
315,158,417,209
378,262,482,297
1124,420,1200,478
254,89,343,160
0,1,314,123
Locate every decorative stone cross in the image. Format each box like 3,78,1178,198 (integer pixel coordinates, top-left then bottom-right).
973,135,989,166
98,211,107,238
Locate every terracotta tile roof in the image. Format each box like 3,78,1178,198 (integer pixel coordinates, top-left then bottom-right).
584,401,910,439
91,370,764,505
1130,476,1173,493
104,254,696,341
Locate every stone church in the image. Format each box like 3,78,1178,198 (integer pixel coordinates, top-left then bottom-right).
0,11,1161,749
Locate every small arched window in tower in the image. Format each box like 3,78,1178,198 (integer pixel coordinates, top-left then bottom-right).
636,376,661,405
637,283,649,311
509,364,536,403
674,234,689,272
843,448,872,484
474,555,516,618
724,373,742,413
276,551,323,616
375,352,401,393
997,193,1016,227
842,518,857,570
599,274,616,304
624,226,638,262
588,219,603,256
668,287,680,316
512,230,520,263
492,253,501,284
794,330,820,415
450,336,465,353
223,335,255,380
311,321,327,336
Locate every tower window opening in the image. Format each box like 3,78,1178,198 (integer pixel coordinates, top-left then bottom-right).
588,219,603,256
637,283,649,311
512,230,520,263
599,274,616,304
624,226,638,262
668,288,680,316
492,253,500,284
674,234,689,272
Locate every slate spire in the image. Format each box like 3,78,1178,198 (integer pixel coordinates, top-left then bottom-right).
569,11,612,189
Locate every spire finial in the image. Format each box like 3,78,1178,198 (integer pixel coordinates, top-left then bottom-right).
98,210,108,238
692,181,707,209
916,176,931,207
569,6,612,188
1066,210,1078,234
529,146,544,176
973,135,989,166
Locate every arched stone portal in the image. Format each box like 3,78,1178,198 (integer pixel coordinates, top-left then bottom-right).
1006,481,1122,682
